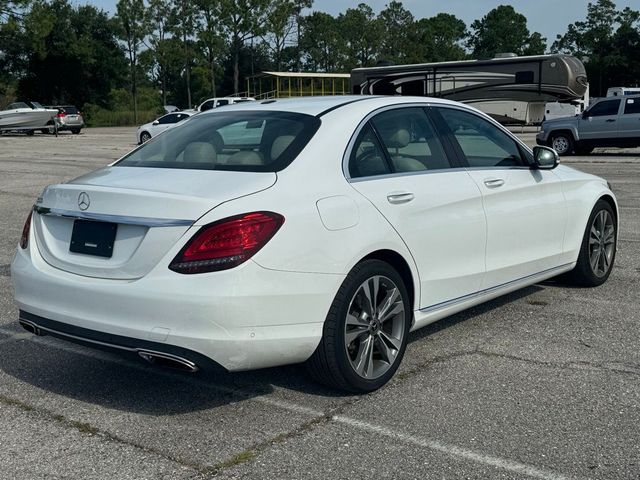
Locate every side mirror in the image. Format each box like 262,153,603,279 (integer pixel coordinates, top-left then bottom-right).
582,111,590,119
532,146,559,170
152,120,160,125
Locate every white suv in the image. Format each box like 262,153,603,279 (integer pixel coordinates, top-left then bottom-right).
197,97,255,112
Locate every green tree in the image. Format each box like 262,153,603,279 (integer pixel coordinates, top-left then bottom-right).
414,13,466,63
195,0,226,97
16,0,126,107
337,3,382,69
262,0,310,71
468,5,546,58
299,11,342,71
215,0,271,93
378,1,418,64
169,0,198,108
116,0,149,122
146,0,173,106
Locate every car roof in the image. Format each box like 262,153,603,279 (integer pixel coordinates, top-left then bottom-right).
197,95,465,117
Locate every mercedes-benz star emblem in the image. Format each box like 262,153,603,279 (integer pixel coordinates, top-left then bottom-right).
78,192,90,211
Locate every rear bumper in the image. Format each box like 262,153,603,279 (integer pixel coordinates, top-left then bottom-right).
56,119,84,130
18,310,224,372
11,245,342,371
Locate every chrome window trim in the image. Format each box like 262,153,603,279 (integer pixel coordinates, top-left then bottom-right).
342,101,536,184
33,206,194,227
348,166,469,183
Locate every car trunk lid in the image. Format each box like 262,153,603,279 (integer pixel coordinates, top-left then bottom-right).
33,166,276,279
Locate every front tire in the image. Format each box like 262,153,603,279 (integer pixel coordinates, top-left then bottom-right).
140,131,151,143
566,200,617,287
551,132,573,156
306,260,411,393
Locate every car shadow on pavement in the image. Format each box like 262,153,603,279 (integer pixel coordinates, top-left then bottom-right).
0,285,544,413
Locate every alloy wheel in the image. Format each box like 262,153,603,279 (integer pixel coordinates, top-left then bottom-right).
552,136,569,154
588,209,615,277
344,275,405,380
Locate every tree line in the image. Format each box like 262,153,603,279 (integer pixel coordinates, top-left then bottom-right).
1,0,638,124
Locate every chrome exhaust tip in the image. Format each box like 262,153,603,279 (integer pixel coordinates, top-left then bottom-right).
137,350,199,373
19,319,43,336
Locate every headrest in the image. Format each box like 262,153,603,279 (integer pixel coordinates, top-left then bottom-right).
226,151,263,165
391,156,426,172
271,135,295,160
183,142,216,163
382,128,410,149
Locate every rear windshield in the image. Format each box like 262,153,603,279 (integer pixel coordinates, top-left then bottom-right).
62,106,79,114
116,111,321,172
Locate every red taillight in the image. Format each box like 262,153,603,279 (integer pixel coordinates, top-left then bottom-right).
56,112,66,118
169,212,284,274
20,211,32,249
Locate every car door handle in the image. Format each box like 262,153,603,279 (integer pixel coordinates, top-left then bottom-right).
387,192,414,204
606,119,616,122
483,178,505,188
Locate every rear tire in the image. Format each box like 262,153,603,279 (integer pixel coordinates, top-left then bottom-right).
71,128,81,134
306,260,411,393
566,200,617,287
551,132,573,156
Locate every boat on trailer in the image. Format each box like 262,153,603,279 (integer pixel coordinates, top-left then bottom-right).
0,102,58,134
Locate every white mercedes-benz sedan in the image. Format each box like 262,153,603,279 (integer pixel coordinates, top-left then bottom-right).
12,96,618,392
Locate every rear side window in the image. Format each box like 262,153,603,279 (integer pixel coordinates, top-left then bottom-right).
437,108,526,168
624,99,640,115
588,99,620,117
371,108,451,172
349,124,390,178
116,111,320,172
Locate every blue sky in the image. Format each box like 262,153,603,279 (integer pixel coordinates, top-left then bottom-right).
82,0,638,45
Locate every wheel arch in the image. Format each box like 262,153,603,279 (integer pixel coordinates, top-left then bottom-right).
598,194,618,224
359,249,417,312
550,128,577,142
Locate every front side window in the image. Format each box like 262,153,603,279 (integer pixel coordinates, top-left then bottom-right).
200,100,214,112
624,99,640,115
588,99,621,117
437,108,526,168
158,114,179,124
117,111,320,172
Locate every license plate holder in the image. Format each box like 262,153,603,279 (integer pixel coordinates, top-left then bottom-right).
69,220,117,258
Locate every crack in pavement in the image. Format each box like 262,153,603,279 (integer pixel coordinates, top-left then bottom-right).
0,393,209,476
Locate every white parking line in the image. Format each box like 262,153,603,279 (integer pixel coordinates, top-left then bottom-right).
0,326,573,480
334,415,572,480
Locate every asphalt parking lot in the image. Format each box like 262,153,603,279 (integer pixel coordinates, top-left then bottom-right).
0,128,639,479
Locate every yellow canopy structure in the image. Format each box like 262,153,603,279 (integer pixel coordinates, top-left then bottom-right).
246,71,351,99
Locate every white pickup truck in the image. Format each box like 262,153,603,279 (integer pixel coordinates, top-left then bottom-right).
536,95,640,155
